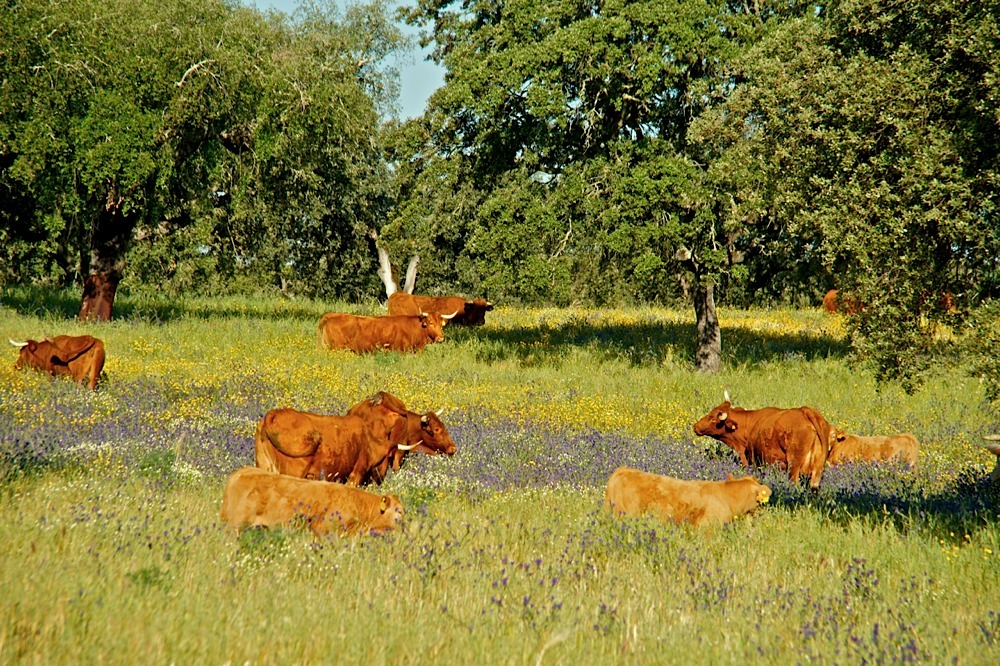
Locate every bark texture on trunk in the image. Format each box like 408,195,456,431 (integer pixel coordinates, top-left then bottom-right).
79,272,120,322
693,282,722,373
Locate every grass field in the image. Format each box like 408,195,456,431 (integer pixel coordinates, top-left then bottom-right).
1,289,998,664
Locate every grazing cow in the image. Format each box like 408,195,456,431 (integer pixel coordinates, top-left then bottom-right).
347,391,457,474
693,393,834,489
220,467,404,537
827,429,919,467
317,312,453,353
388,292,492,326
9,335,106,390
983,436,1000,482
605,467,771,527
254,408,420,486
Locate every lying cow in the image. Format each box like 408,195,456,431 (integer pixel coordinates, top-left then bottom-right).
388,292,493,326
254,408,419,486
827,428,919,467
822,289,862,315
605,467,771,527
317,312,453,353
693,392,833,489
220,467,404,537
983,436,1000,482
9,334,106,390
347,391,457,473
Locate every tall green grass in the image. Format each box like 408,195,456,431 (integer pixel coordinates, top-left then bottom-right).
1,289,998,664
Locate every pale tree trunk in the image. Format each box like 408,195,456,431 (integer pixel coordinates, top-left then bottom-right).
367,229,398,298
403,255,420,294
693,282,721,373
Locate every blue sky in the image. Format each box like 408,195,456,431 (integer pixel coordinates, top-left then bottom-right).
243,0,444,119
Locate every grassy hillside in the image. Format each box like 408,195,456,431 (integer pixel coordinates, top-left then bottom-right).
1,289,998,664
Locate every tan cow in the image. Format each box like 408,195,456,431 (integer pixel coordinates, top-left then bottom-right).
317,312,453,353
983,436,1000,482
254,408,419,486
605,467,771,527
9,335,106,389
827,429,919,467
388,292,492,326
220,468,404,537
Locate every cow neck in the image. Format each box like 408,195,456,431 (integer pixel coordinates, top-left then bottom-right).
404,412,423,444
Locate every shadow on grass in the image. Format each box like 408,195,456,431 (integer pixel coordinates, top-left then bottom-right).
1,286,346,324
457,318,847,369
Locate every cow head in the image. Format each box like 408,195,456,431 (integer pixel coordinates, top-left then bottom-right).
418,312,448,343
461,298,494,326
693,401,738,437
373,494,405,533
411,411,457,456
726,474,772,505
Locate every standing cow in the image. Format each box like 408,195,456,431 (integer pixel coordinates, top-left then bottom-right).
221,467,404,537
693,393,833,489
254,409,419,486
317,312,453,353
827,429,919,467
347,391,457,474
388,292,493,326
9,335,105,390
605,467,771,527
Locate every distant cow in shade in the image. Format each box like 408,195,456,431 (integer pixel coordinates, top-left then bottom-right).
220,467,404,537
983,436,1000,482
317,312,453,353
693,392,834,490
346,391,457,474
605,467,771,527
822,289,862,315
388,292,493,326
9,334,105,390
827,429,919,467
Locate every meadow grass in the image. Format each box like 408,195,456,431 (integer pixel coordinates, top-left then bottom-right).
1,288,998,664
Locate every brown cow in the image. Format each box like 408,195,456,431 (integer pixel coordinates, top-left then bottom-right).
827,428,919,467
254,408,420,486
220,467,404,537
9,335,106,390
317,312,453,353
346,391,457,474
822,289,862,315
605,467,771,527
693,393,833,489
983,436,1000,482
388,292,492,326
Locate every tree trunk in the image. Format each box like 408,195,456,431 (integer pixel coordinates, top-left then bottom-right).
79,272,120,322
79,200,132,322
693,281,721,373
367,229,398,298
403,254,420,294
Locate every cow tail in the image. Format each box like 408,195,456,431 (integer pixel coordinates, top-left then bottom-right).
801,407,832,473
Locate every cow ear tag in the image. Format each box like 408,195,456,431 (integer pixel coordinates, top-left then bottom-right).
725,421,738,432
379,496,389,513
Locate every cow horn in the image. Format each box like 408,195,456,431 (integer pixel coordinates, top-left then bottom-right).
724,389,731,403
441,310,459,320
434,408,445,417
397,442,421,451
8,339,28,347
983,435,1000,441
